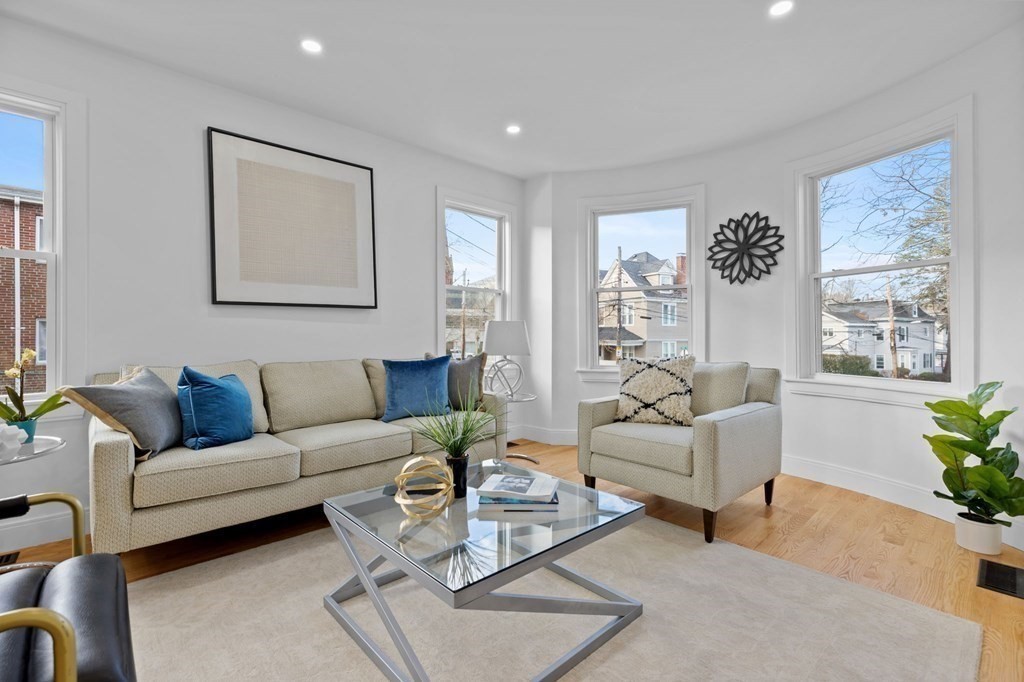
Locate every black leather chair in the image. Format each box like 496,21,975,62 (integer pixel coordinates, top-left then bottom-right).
0,493,136,682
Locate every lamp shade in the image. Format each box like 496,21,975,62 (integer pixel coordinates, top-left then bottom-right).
483,321,531,357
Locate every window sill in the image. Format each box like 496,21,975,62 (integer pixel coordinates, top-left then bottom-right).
784,376,962,410
577,368,620,383
7,397,85,423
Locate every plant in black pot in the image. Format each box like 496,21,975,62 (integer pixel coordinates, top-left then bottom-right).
410,386,502,499
925,382,1024,554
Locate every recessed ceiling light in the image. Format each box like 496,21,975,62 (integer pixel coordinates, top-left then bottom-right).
506,124,521,135
300,39,323,55
769,1,794,17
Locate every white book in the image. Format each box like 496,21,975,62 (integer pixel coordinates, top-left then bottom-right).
477,473,558,502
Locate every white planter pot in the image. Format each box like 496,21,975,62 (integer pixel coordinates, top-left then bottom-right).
954,513,1002,555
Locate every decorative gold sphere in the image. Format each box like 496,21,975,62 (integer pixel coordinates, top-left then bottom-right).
393,455,454,519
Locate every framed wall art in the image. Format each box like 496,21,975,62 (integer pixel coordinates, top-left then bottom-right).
207,127,377,308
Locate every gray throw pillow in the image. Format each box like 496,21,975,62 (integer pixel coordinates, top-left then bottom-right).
60,368,182,460
425,353,487,411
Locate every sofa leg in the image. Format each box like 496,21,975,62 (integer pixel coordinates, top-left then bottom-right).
584,475,596,489
764,478,775,506
702,509,717,543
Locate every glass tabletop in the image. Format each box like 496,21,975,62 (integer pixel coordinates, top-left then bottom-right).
0,435,66,467
325,460,644,593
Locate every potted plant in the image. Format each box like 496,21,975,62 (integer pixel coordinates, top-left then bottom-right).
0,349,68,443
410,387,502,498
925,382,1024,554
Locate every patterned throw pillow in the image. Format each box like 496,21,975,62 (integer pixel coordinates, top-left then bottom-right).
616,356,696,426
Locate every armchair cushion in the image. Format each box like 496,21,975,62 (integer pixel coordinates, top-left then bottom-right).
590,422,694,476
615,356,695,426
31,554,136,682
691,362,750,416
0,567,50,681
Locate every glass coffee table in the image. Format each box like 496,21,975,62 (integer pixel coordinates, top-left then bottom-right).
323,460,645,681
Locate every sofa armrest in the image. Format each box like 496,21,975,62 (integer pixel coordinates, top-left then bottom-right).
691,402,782,511
578,397,619,474
89,419,135,554
482,392,508,462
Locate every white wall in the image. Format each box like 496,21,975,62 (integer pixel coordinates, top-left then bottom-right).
524,22,1024,549
0,19,523,550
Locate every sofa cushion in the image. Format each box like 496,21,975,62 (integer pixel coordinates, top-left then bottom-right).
122,360,269,434
133,434,299,508
60,367,182,461
691,362,750,416
0,566,50,681
590,421,694,476
32,554,136,682
178,366,253,450
382,356,451,422
261,360,376,433
616,356,695,426
388,414,497,454
275,420,412,476
362,359,388,419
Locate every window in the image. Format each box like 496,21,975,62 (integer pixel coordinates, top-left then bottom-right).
661,341,677,358
662,303,677,327
620,302,635,326
875,355,885,370
593,207,688,366
35,320,46,364
922,326,929,338
580,185,705,377
1,102,56,395
822,327,834,338
923,353,932,369
812,137,953,383
621,346,636,360
439,193,510,360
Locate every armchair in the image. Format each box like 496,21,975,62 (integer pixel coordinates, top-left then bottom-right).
578,364,782,542
0,492,136,681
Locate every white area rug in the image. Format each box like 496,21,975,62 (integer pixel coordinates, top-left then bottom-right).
127,517,981,681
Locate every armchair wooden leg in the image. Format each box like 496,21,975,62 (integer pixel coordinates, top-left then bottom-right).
584,475,596,489
702,509,717,543
764,478,775,506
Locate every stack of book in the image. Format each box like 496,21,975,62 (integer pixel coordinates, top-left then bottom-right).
476,473,560,521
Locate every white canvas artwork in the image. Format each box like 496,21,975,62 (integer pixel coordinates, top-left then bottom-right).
208,128,376,307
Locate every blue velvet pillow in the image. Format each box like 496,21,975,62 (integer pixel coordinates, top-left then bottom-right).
382,356,451,422
177,366,254,450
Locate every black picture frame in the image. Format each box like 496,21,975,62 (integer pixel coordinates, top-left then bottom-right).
206,127,378,308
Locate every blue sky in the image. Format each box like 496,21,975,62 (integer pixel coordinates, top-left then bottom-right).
445,208,499,285
0,111,44,191
598,207,687,276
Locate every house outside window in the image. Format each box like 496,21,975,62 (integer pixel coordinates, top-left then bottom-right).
439,191,512,360
661,303,676,327
1,102,58,396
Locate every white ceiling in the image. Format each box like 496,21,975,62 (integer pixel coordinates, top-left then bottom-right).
4,1,1022,177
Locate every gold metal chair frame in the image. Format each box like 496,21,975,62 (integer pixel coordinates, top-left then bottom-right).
0,492,88,682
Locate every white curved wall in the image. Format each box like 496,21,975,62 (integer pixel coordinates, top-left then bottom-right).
519,21,1024,550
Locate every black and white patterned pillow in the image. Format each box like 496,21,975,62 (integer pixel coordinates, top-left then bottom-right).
616,356,695,426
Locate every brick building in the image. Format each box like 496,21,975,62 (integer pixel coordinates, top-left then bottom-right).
0,184,47,394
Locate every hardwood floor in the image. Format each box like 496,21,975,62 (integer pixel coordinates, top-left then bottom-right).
16,441,1024,680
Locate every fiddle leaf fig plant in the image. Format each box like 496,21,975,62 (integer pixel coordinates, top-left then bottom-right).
925,382,1024,527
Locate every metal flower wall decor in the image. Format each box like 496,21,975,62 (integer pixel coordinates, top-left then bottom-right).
708,212,784,285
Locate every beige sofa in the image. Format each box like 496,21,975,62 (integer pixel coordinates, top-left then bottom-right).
89,359,506,554
578,362,781,543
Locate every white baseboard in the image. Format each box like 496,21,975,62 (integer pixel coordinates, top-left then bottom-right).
511,425,577,446
782,453,1024,551
0,506,86,554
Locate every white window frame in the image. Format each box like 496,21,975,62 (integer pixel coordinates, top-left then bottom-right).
875,354,885,370
785,97,976,407
0,92,63,398
661,302,677,327
621,346,636,360
577,185,706,382
435,187,514,355
661,341,677,358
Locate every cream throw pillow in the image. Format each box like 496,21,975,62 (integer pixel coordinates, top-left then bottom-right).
616,356,696,426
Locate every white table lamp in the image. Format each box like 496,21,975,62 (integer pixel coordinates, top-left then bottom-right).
483,320,531,399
